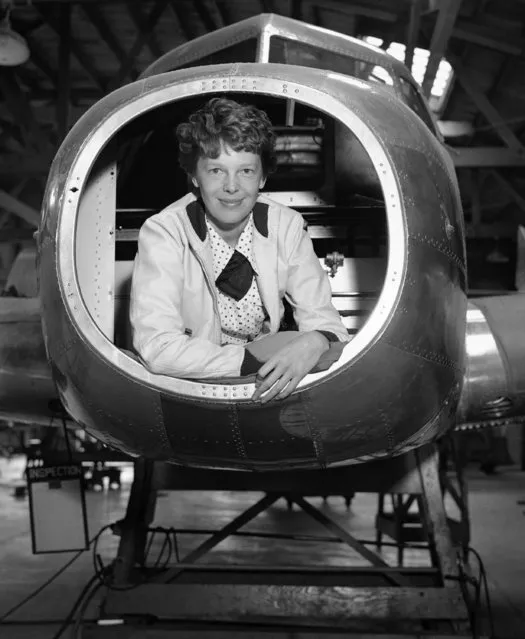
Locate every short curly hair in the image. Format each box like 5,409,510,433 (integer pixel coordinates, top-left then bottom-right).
176,97,277,177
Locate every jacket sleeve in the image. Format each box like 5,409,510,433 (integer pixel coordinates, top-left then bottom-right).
129,215,249,379
282,214,350,343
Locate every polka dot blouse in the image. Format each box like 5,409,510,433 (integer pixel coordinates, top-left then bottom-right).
206,215,267,346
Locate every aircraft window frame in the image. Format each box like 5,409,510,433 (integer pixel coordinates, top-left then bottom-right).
268,36,396,89
267,36,439,134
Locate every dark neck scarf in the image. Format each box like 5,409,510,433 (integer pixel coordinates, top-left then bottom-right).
215,249,255,302
186,198,264,302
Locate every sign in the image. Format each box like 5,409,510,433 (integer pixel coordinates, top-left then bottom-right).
26,463,89,554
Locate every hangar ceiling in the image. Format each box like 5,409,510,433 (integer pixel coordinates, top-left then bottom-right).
0,0,524,289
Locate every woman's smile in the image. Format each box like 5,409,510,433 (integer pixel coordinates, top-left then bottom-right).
219,198,244,207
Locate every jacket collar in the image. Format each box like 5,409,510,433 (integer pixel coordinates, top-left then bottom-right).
183,194,280,333
185,197,269,241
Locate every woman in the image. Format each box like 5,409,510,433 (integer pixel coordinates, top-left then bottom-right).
130,97,349,403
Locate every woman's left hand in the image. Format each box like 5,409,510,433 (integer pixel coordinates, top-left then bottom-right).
251,331,330,403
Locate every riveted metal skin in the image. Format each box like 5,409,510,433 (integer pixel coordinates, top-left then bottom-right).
457,297,525,429
37,60,467,470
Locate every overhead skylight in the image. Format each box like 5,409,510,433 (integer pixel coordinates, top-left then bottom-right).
362,36,453,111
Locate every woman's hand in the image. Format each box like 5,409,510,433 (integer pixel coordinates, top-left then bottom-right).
251,331,330,403
245,332,300,363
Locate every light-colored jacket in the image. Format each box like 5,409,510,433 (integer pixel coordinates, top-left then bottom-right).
130,193,349,378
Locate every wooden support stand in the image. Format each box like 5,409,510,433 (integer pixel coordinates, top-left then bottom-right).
376,436,471,564
83,445,479,638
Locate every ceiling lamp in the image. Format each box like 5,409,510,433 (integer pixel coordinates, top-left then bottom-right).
0,4,30,67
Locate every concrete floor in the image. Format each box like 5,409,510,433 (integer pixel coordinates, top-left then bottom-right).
0,455,524,638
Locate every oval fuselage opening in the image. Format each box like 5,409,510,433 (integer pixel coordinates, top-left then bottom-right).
71,80,403,399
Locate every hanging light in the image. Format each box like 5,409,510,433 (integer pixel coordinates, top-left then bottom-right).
0,2,30,67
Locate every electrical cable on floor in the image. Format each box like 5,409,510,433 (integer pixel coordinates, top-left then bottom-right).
71,580,104,639
467,546,495,639
50,574,101,639
62,524,180,635
452,545,496,639
0,619,100,626
49,520,164,638
0,547,86,625
0,525,110,627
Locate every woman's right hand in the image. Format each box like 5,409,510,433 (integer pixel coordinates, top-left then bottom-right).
251,331,330,403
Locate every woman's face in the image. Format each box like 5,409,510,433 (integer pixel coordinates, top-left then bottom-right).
192,142,266,234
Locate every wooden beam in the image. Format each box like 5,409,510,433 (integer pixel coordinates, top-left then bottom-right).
101,583,469,622
36,5,107,93
0,190,40,227
449,146,525,167
82,4,140,82
382,14,525,57
421,0,463,98
109,0,171,91
405,0,422,71
57,3,72,141
449,56,525,152
470,56,515,151
452,20,524,56
128,2,164,59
